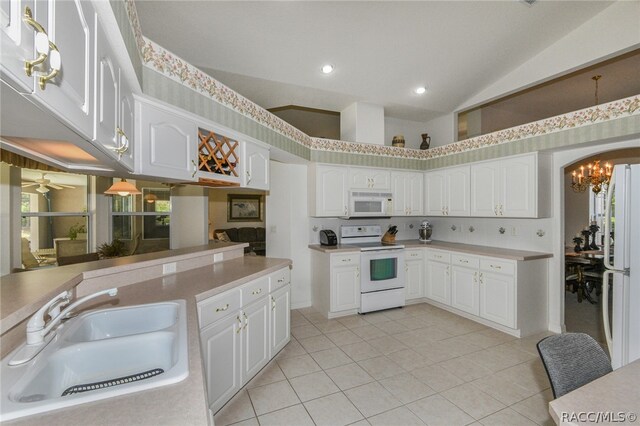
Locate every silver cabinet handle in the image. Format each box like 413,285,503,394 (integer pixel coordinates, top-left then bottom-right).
479,272,484,284
242,312,248,330
499,204,504,216
236,315,242,333
271,296,276,310
494,205,498,216
356,267,360,279
215,303,229,312
474,272,478,283
191,160,198,178
277,278,284,283
246,170,252,184
342,258,351,262
251,288,262,295
490,264,502,270
460,259,468,264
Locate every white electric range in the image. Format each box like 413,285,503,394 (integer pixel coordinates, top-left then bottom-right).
339,225,406,313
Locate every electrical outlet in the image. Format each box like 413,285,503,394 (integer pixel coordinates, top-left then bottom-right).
162,262,177,275
510,226,518,236
213,253,223,263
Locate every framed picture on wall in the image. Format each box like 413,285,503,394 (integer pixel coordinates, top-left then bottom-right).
228,194,262,222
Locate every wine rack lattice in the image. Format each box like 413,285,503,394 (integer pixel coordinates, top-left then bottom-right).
198,129,239,177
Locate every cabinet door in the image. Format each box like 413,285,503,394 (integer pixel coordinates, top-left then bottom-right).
369,169,390,190
470,162,500,217
331,264,360,312
270,284,290,357
1,0,35,92
407,172,424,216
136,100,197,180
94,22,119,155
405,257,424,300
425,260,450,305
243,142,269,190
446,166,470,216
501,155,536,217
242,298,270,382
200,313,242,413
450,266,479,315
390,172,407,216
479,271,515,328
316,165,348,217
349,168,371,189
425,171,446,216
34,0,95,138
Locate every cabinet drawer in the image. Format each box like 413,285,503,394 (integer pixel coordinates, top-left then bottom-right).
241,276,269,305
332,253,360,266
480,258,515,275
427,250,450,263
406,249,424,260
451,254,479,269
269,267,291,292
198,289,241,328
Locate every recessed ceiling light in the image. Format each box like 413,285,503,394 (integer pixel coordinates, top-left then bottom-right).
321,64,334,74
415,87,427,95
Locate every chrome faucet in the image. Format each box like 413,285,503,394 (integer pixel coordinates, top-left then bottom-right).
9,288,118,366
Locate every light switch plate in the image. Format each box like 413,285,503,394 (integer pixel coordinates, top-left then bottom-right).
162,262,177,275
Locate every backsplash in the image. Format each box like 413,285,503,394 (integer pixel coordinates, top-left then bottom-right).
309,216,553,253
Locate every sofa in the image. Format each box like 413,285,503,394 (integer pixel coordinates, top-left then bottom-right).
214,227,265,255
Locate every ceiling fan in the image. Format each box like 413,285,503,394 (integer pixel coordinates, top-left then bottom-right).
22,173,76,194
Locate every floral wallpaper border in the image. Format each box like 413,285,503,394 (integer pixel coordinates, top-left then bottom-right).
124,0,640,162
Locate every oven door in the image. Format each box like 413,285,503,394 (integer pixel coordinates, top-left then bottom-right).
360,250,405,293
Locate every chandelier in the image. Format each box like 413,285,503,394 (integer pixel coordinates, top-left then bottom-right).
571,160,612,194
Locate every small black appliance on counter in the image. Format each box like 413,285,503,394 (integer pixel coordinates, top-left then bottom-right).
319,230,337,246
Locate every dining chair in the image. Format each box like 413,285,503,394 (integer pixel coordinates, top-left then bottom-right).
537,333,612,398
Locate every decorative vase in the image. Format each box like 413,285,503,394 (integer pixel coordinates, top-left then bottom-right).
589,224,600,250
420,133,431,150
391,135,405,148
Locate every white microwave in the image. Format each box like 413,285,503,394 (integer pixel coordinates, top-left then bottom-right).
348,191,393,217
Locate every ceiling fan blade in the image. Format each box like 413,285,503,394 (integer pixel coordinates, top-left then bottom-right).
22,182,38,187
56,184,76,189
48,184,64,190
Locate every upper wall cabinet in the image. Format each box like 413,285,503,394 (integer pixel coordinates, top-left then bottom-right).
425,165,470,216
470,153,550,218
309,164,349,217
196,127,243,186
1,0,36,93
349,168,390,190
94,20,134,171
135,96,198,181
242,141,269,190
391,171,424,216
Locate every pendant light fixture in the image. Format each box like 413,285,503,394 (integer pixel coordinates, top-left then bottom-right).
104,178,141,196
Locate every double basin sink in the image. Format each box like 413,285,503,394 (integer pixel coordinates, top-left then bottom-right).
1,300,188,421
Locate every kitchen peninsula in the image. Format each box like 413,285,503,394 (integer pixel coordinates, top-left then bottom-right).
0,243,292,424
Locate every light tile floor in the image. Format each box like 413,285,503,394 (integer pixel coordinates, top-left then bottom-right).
214,303,555,426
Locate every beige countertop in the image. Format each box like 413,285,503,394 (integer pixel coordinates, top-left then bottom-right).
1,242,245,335
549,359,640,425
309,240,552,261
4,254,292,425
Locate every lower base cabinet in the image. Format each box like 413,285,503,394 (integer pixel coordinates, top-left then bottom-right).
479,270,515,328
450,265,479,316
199,268,291,414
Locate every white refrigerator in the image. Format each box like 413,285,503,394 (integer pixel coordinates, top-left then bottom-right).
603,164,640,369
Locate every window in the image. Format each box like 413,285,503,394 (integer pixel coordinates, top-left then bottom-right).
20,169,89,267
110,180,171,254
589,190,607,246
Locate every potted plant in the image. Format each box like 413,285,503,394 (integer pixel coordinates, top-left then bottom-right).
68,223,87,240
97,239,127,259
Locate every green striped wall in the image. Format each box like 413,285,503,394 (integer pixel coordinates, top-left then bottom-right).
109,0,143,86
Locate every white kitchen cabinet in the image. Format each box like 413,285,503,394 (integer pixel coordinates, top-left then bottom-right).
425,166,470,216
242,297,270,380
331,262,360,312
308,164,349,217
94,21,134,171
451,265,479,316
270,284,291,356
243,141,269,190
349,167,390,190
1,0,35,93
200,313,242,413
30,0,96,139
479,270,515,328
405,249,424,300
470,153,549,218
391,171,424,216
425,258,450,305
135,97,197,181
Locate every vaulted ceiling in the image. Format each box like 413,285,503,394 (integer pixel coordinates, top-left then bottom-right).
136,1,613,122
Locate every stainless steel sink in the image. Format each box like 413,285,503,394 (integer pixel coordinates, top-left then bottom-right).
1,300,188,421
